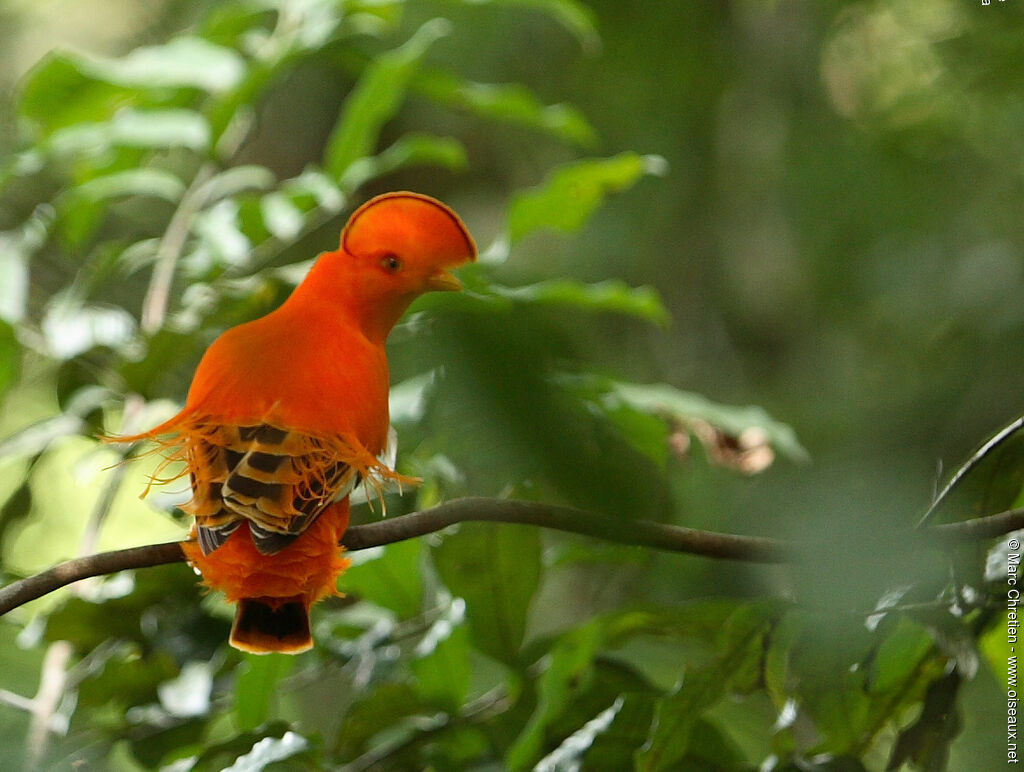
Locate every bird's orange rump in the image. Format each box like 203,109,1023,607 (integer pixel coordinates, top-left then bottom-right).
114,192,476,653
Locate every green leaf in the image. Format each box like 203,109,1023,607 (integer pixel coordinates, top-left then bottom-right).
79,37,245,92
410,600,472,710
591,377,810,464
334,682,425,761
158,660,214,718
506,622,605,770
885,670,962,772
0,322,19,399
869,618,934,696
0,208,50,323
506,152,667,244
458,0,600,52
43,108,211,157
635,605,771,771
325,19,451,178
70,168,186,204
413,69,597,146
339,133,468,192
339,538,423,617
40,294,136,359
260,191,304,240
490,278,670,325
18,53,137,134
219,730,311,772
234,653,295,732
431,522,541,665
196,165,277,205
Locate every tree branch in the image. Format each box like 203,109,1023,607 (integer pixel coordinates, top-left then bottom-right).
1,497,1021,617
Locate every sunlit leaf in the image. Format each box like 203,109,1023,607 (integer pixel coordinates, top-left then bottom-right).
196,165,277,205
222,730,311,772
158,661,214,718
260,192,304,240
70,168,186,204
282,168,346,214
506,152,667,244
340,133,468,192
325,19,451,177
80,37,245,92
43,108,211,157
0,207,50,323
190,199,253,269
41,295,136,360
534,697,624,771
431,522,540,665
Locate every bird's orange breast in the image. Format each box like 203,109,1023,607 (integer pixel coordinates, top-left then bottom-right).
184,305,391,454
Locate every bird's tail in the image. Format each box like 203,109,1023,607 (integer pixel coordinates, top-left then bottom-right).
230,595,313,654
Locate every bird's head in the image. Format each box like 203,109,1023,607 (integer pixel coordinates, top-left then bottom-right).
340,191,477,298
295,191,476,341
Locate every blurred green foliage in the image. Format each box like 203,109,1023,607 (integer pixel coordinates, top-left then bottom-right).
0,0,1020,769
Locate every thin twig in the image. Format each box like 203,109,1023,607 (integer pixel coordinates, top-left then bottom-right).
1,498,1022,618
140,163,217,335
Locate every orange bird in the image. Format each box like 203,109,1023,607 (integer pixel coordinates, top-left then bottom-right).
119,192,476,653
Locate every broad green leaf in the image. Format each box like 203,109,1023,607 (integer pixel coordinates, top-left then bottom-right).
410,600,472,710
41,295,136,359
77,650,178,710
222,730,311,772
282,168,346,214
196,165,277,205
490,278,670,325
18,53,139,134
0,207,50,323
158,661,214,718
868,617,934,696
70,168,186,204
570,376,810,464
339,538,423,617
190,199,253,269
43,108,211,157
334,682,425,761
431,522,541,665
260,191,304,240
0,322,19,399
635,605,771,771
534,697,625,771
340,133,468,192
414,69,597,146
234,653,295,731
0,386,109,460
507,622,605,770
457,0,600,52
506,152,667,244
325,19,450,177
79,37,245,93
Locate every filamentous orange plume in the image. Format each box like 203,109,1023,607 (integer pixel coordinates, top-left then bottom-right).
116,192,476,653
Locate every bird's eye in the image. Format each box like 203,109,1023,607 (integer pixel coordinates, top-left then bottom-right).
380,254,403,273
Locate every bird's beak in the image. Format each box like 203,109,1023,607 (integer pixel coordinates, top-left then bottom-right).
426,268,464,292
